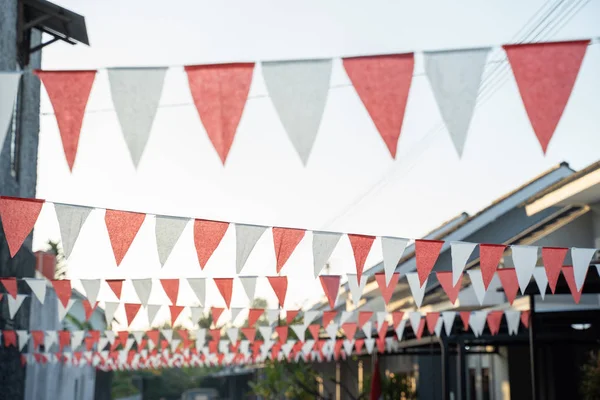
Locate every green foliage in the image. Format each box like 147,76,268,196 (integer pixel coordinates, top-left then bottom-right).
248,360,320,399
362,371,417,400
47,239,67,279
581,351,600,400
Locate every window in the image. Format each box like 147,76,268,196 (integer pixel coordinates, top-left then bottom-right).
9,76,23,179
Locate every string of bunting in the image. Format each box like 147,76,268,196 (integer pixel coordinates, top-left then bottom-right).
1,39,596,170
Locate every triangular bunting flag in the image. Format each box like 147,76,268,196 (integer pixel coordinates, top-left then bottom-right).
239,276,257,302
186,278,206,306
8,294,26,319
406,272,428,308
395,319,407,340
571,248,596,291
505,311,521,335
231,307,244,323
169,306,185,326
415,239,444,285
104,209,146,266
1,277,17,299
106,279,124,300
521,310,530,329
104,302,119,326
562,266,583,304
290,325,305,342
325,323,338,339
362,321,373,339
308,325,320,340
451,242,477,285
241,328,256,342
155,216,188,267
227,327,240,343
54,204,92,259
364,338,376,355
312,231,342,277
0,72,22,148
247,308,264,327
319,275,341,309
486,311,503,336
322,310,337,327
497,268,519,305
235,224,267,273
479,244,506,290
272,227,305,273
262,59,332,164
259,326,273,341
17,330,29,351
425,312,440,335
348,234,375,282
303,310,319,327
52,280,72,308
275,326,288,343
342,53,414,158
35,70,96,170
409,312,422,334
267,309,280,326
267,276,287,307
442,311,457,336
467,269,487,305
542,247,568,293
340,311,354,325
436,271,461,304
391,312,404,329
533,267,548,299
0,197,44,257
381,237,408,284
211,307,225,326
194,219,229,269
375,272,399,305
512,245,538,294
57,299,75,322
214,278,234,308
469,311,488,337
358,311,373,328
342,323,358,341
124,303,141,327
82,300,97,321
347,273,367,307
147,305,162,326
343,340,354,357
190,307,204,325
132,279,153,306
160,279,180,305
460,311,470,331
286,310,299,325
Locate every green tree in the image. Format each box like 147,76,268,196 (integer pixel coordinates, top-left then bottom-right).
581,351,600,399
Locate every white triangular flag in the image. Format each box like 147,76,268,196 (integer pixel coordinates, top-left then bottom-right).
239,276,257,302
81,279,102,305
572,248,596,291
395,319,407,340
24,278,46,304
282,340,294,358
303,311,319,327
382,237,409,284
290,325,306,342
6,294,27,319
385,337,397,353
533,267,549,299
325,323,338,339
407,273,428,308
161,329,173,343
267,309,280,326
226,328,239,342
362,321,373,338
195,329,206,348
240,340,250,356
125,338,135,352
347,273,367,307
98,338,109,351
340,311,354,325
190,307,204,325
376,312,387,331
467,270,487,305
312,231,342,277
107,67,167,167
132,279,153,306
365,338,376,355
262,59,332,164
235,224,267,273
17,330,29,351
505,311,521,335
424,48,490,156
343,339,354,356
512,245,538,293
0,72,21,146
105,330,116,344
231,307,243,324
469,311,488,337
409,312,422,333
451,242,477,285
434,318,444,338
302,340,315,357
259,326,273,341
58,299,76,322
45,331,58,351
147,304,162,326
54,204,92,259
104,302,119,326
132,331,145,345
170,339,181,352
154,216,188,267
186,278,206,306
71,331,85,349
442,311,457,336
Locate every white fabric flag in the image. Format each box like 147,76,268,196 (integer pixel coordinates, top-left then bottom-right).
365,338,376,355
190,307,204,325
340,311,354,325
467,270,487,305
386,337,397,353
125,338,135,352
105,330,116,344
132,331,145,345
81,279,102,305
572,248,596,290
235,224,267,273
434,318,444,338
395,319,407,340
195,329,206,348
409,312,422,333
161,329,173,343
107,67,167,167
282,341,294,358
259,326,273,341
312,231,342,277
45,331,58,352
170,339,181,352
187,278,206,306
227,328,239,342
290,324,306,342
132,279,153,306
54,204,92,259
104,302,119,326
147,305,162,326
0,72,21,147
382,237,409,284
505,311,521,335
469,311,488,337
155,216,188,266
325,323,338,339
303,310,319,327
533,267,549,299
362,321,373,338
424,48,490,156
512,245,538,293
451,242,477,285
98,338,109,351
347,273,367,307
231,307,244,324
376,312,388,331
343,340,354,357
24,278,46,304
239,276,257,302
302,340,315,357
262,59,332,164
17,330,29,351
8,294,26,319
71,331,85,349
267,309,280,326
407,273,428,308
442,311,457,336
240,340,250,356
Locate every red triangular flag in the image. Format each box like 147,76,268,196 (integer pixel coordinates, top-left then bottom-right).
342,323,358,340
0,278,18,299
211,308,224,326
415,239,444,285
213,278,233,308
117,331,129,347
184,63,254,164
272,227,305,273
542,247,568,293
460,311,471,331
436,271,461,304
376,336,386,354
82,300,97,321
177,330,189,342
35,70,97,170
241,327,256,342
247,308,264,327
342,54,414,158
106,279,124,300
375,272,399,305
319,275,341,309
322,310,337,327
104,210,145,266
275,326,288,343
52,280,71,308
358,311,373,328
520,310,530,329
193,219,229,269
286,310,299,325
58,330,71,351
503,40,589,153
124,303,141,326
479,244,506,289
486,310,503,336
160,279,180,305
0,197,44,257
209,329,222,342
267,276,288,307
497,268,520,305
355,339,364,354
348,234,375,282
392,312,404,328
562,265,583,304
308,324,320,340
425,312,440,335
3,330,16,347
335,339,344,360
377,321,389,338
169,305,185,326
32,330,44,349
415,319,426,339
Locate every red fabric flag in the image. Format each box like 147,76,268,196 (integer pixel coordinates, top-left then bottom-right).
479,244,506,290
170,305,185,326
375,272,399,305
369,356,383,399
520,310,530,329
0,197,44,257
272,227,305,273
211,307,224,326
436,271,461,304
460,311,471,331
348,234,375,282
4,330,17,347
275,326,288,343
497,268,520,305
355,339,365,354
52,280,72,308
322,310,337,327
209,329,222,342
193,219,229,269
342,323,358,340
35,70,97,170
117,331,129,348
503,40,589,153
376,336,386,354
241,328,256,342
308,324,320,340
415,319,426,339
415,239,444,285
160,279,180,305
343,54,414,158
319,275,341,309
562,265,583,304
0,278,18,299
213,278,233,308
184,63,254,164
124,303,141,326
426,312,440,335
106,279,124,300
486,311,504,335
104,210,145,266
286,310,299,325
59,330,71,351
82,300,97,321
542,247,568,293
377,321,389,338
358,311,373,328
32,330,44,349
267,276,288,307
247,308,264,327
392,311,404,328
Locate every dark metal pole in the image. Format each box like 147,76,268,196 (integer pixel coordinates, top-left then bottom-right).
457,339,467,400
528,294,538,400
438,337,449,400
